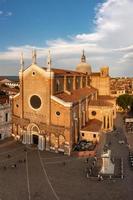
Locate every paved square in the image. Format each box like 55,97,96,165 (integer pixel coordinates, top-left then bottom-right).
0,114,133,200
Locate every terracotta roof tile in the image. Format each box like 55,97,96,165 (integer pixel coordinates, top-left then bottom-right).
42,67,85,76
55,87,97,103
98,95,116,100
91,72,100,76
89,99,113,107
1,86,19,93
81,119,102,132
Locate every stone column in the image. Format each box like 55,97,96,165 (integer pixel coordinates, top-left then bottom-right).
73,76,76,90
80,76,83,88
74,119,78,143
27,132,31,144
64,76,67,91
105,116,108,130
79,102,82,129
83,111,86,126
85,98,88,123
22,131,26,144
55,137,58,153
110,114,113,129
38,135,44,151
46,135,50,150
86,76,88,86
111,114,113,129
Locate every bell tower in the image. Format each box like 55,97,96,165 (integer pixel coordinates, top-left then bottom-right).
100,66,109,77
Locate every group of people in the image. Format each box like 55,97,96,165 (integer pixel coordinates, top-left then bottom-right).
0,149,27,171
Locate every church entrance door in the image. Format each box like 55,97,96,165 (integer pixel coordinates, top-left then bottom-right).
33,134,39,145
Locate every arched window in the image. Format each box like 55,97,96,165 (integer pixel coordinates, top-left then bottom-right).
5,113,8,122
67,77,72,91
107,116,109,129
56,79,60,92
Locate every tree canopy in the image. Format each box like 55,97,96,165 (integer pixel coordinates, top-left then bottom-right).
116,94,133,110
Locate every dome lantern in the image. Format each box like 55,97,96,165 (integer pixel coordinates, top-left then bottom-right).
76,50,92,75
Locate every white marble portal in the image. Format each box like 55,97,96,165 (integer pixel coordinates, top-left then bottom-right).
22,132,45,151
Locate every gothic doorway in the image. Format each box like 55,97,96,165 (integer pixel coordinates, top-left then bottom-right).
33,134,39,145
26,123,45,150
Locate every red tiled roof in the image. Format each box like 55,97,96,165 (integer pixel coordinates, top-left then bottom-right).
89,99,113,107
0,86,19,93
42,67,85,76
81,119,102,132
98,95,116,100
55,87,97,103
91,72,100,76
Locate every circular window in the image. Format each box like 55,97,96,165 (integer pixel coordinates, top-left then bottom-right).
56,111,61,116
16,104,19,108
30,95,41,109
92,111,96,116
32,71,36,75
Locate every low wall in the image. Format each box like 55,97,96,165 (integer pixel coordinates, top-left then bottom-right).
72,147,97,157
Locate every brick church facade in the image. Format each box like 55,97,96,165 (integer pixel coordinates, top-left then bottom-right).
12,50,116,155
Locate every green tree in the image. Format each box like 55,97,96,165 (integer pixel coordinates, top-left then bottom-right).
116,94,133,110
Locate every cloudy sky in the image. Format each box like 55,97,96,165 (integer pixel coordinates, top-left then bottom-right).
0,0,133,76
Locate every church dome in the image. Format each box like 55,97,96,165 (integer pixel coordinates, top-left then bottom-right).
76,50,92,75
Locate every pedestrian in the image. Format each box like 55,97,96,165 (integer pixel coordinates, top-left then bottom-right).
98,174,101,181
11,164,16,168
63,161,66,166
92,161,96,166
86,172,89,178
7,154,11,158
94,156,97,161
89,168,92,175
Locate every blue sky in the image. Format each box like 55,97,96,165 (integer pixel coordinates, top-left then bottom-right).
0,0,101,48
0,0,133,76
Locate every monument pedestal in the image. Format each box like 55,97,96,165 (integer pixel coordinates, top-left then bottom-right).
100,150,114,175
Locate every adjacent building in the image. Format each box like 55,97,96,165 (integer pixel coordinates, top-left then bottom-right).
0,95,11,140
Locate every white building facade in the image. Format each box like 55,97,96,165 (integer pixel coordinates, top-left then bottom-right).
0,98,12,140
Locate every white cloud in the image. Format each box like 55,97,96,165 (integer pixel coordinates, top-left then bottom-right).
113,45,133,53
5,11,12,16
0,10,12,17
0,0,133,76
0,11,3,15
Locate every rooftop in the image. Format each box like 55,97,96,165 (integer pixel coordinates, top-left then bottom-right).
55,86,97,103
89,99,113,107
42,67,86,76
81,119,102,132
98,95,116,100
91,72,100,76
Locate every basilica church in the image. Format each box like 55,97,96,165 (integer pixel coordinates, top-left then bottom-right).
12,50,116,155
